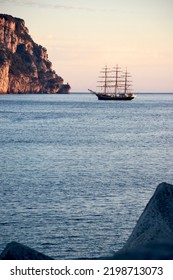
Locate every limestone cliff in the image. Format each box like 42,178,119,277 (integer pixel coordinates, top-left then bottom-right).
0,14,68,94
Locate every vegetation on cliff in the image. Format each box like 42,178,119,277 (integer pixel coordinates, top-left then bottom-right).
0,14,67,93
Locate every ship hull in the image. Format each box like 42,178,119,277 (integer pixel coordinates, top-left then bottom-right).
96,94,135,101
88,89,135,101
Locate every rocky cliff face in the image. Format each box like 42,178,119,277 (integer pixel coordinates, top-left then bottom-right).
0,14,67,93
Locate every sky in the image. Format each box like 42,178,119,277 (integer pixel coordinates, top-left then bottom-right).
0,0,173,92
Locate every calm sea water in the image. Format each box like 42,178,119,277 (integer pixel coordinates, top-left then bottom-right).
0,93,173,259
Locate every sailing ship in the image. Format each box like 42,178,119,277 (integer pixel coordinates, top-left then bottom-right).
88,65,135,100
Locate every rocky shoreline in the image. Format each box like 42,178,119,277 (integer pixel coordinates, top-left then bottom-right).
1,182,173,260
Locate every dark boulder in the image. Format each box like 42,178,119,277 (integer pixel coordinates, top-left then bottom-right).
0,241,53,260
108,182,173,259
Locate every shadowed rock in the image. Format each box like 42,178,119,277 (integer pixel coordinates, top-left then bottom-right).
124,182,173,248
0,241,53,260
108,241,173,259
109,182,173,259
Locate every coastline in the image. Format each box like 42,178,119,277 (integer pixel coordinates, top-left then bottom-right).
0,92,173,95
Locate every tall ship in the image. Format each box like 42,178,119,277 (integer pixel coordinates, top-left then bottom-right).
88,65,135,100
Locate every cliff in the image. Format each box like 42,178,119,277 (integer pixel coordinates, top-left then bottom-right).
0,14,68,94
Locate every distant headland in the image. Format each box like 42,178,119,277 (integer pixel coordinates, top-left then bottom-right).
0,14,70,94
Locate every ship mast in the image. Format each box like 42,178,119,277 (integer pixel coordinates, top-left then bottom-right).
112,64,122,95
123,68,132,94
97,65,114,94
103,65,108,94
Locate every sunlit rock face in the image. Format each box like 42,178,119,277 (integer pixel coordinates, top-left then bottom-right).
0,14,64,93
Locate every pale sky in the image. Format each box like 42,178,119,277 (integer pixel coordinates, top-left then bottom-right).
1,0,173,92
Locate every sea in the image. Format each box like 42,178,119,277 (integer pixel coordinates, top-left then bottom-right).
0,93,172,259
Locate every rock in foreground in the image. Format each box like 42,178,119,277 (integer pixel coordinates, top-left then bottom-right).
109,182,173,259
0,242,53,260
